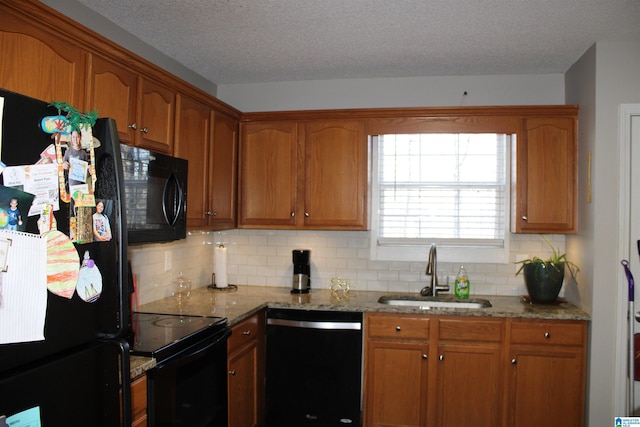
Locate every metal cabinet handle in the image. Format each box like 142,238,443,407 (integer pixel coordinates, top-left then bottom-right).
511,358,517,365
291,212,295,217
522,215,528,221
304,212,310,217
243,330,251,336
395,326,401,332
128,123,137,130
439,355,444,361
140,127,149,134
422,354,428,360
205,211,213,216
229,370,237,376
544,332,551,339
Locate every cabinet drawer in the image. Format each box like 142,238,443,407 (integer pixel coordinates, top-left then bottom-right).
510,319,586,346
229,315,260,353
438,318,504,342
366,313,430,340
131,375,147,423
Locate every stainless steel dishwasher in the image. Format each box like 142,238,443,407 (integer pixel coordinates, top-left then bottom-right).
266,308,363,426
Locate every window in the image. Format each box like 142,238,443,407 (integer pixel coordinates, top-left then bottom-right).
370,133,511,263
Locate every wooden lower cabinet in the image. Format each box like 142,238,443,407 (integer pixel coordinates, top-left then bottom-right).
364,313,430,427
365,339,429,427
506,319,587,427
364,314,586,427
434,318,504,427
227,311,265,427
130,375,148,427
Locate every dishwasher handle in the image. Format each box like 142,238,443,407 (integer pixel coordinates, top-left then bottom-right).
267,317,361,331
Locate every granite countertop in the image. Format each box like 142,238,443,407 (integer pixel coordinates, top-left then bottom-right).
130,285,590,378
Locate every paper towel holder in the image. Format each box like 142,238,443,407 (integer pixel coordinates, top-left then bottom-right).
207,272,237,291
208,244,238,291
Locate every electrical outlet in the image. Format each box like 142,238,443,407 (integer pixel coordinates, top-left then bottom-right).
164,251,172,272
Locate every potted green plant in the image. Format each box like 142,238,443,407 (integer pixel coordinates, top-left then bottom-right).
515,235,579,303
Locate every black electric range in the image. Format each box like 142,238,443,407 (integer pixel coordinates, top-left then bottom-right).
129,312,228,362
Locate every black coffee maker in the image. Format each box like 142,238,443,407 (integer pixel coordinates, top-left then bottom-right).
292,249,311,293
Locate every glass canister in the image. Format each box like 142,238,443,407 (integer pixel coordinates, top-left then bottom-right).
173,272,192,302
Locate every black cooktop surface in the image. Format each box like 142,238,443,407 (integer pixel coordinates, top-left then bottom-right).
130,312,228,361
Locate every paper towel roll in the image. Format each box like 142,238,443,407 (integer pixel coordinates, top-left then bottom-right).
214,246,228,288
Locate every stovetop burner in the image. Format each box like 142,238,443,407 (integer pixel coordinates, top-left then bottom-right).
130,312,228,362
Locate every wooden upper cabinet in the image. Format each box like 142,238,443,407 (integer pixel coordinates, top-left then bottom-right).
174,94,212,229
239,121,299,228
209,112,238,230
239,119,368,230
87,54,138,144
137,78,175,154
0,19,85,107
87,55,175,154
512,116,577,233
303,120,367,229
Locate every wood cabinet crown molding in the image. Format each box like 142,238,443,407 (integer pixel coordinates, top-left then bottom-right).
1,0,241,119
241,105,579,123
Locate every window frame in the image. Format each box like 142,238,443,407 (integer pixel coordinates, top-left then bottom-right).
369,133,512,264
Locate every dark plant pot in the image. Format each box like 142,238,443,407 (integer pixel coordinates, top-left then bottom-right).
523,262,565,303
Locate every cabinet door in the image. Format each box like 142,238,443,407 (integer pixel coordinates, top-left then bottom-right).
303,120,368,229
210,112,238,230
228,341,259,427
137,78,175,154
87,55,138,144
228,312,265,427
434,344,502,427
507,346,585,427
0,22,85,107
130,375,148,427
239,121,298,227
174,94,211,229
364,340,429,427
512,117,577,233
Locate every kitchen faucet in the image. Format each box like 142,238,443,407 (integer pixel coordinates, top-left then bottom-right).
421,243,450,297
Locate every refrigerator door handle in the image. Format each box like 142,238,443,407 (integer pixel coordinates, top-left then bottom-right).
105,338,132,427
120,339,132,427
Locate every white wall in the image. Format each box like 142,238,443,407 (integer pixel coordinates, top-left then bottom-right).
217,74,565,111
565,40,640,426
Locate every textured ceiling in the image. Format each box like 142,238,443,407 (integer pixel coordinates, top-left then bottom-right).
73,0,640,85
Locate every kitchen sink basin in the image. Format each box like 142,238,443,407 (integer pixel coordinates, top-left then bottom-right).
377,295,492,310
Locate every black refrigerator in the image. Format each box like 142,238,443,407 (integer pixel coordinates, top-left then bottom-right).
0,88,131,426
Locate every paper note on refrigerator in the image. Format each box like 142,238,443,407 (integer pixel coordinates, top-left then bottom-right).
0,230,47,344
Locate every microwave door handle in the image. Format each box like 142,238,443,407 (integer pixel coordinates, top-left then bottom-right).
162,173,183,226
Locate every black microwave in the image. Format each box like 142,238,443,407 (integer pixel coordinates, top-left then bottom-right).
120,145,188,244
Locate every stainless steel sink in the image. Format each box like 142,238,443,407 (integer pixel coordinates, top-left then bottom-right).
377,295,492,309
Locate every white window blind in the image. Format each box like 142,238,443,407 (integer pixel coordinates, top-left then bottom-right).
375,133,508,250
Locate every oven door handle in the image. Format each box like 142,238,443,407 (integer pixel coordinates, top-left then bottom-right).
157,328,231,369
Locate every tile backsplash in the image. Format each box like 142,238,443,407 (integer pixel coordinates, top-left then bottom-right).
128,229,566,305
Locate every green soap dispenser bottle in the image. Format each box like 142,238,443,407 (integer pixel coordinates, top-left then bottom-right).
454,265,470,299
